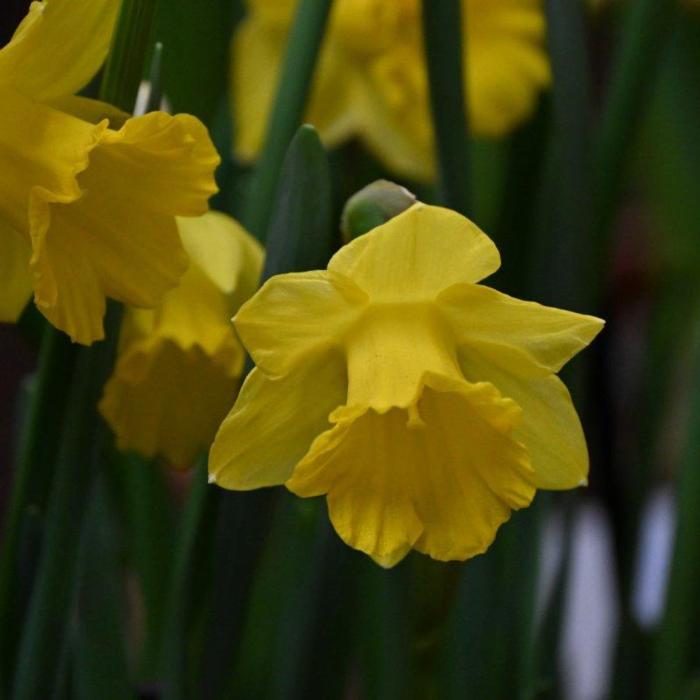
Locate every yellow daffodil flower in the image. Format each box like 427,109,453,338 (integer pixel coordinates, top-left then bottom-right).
232,0,550,180
0,0,220,344
209,203,603,567
99,211,263,468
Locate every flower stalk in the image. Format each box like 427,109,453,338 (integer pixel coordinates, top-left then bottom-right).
651,316,700,698
592,0,678,270
243,0,334,238
100,0,158,111
421,0,470,216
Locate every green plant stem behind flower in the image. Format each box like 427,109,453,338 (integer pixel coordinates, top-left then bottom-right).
243,0,334,239
592,0,678,275
0,325,76,692
651,316,700,698
100,0,158,112
421,0,470,216
11,304,123,700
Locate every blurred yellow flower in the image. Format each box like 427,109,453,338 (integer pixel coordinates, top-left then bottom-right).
232,0,550,180
209,203,603,567
0,0,220,344
100,211,263,468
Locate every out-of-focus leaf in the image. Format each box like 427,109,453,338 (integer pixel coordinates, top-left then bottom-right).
421,0,470,215
0,327,76,691
651,317,700,698
243,0,334,239
154,0,241,125
11,305,122,700
72,479,134,700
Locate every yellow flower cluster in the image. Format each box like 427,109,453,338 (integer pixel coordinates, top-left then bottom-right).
0,0,603,566
210,204,603,566
232,0,551,180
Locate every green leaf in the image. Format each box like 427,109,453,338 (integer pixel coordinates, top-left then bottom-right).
100,0,159,111
420,0,470,215
114,454,175,682
534,0,591,310
11,304,123,700
0,326,76,690
154,0,241,124
161,462,217,700
72,479,134,700
592,0,679,262
243,0,334,238
651,317,700,697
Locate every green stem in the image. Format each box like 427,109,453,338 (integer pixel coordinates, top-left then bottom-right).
117,455,175,681
592,0,677,269
651,318,700,698
534,0,591,310
99,0,159,111
11,304,122,700
410,558,463,700
421,0,470,215
243,0,334,238
72,478,134,700
0,326,75,686
161,463,215,700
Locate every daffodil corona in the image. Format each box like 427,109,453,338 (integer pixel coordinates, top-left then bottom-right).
232,0,550,180
100,212,263,468
210,203,604,567
0,0,219,344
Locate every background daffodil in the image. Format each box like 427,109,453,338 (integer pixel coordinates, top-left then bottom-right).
232,0,550,180
0,0,220,344
100,211,262,469
209,203,604,567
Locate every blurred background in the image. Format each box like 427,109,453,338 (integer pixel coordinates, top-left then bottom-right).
2,1,700,699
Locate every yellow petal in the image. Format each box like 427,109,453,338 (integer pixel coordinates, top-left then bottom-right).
244,0,297,25
0,221,32,322
96,112,220,217
467,1,551,137
30,111,220,344
48,96,130,129
287,373,534,566
328,203,500,300
178,211,263,308
459,347,589,490
0,88,101,235
356,50,434,181
0,0,121,101
209,358,347,489
438,283,605,375
344,302,463,411
234,270,367,377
